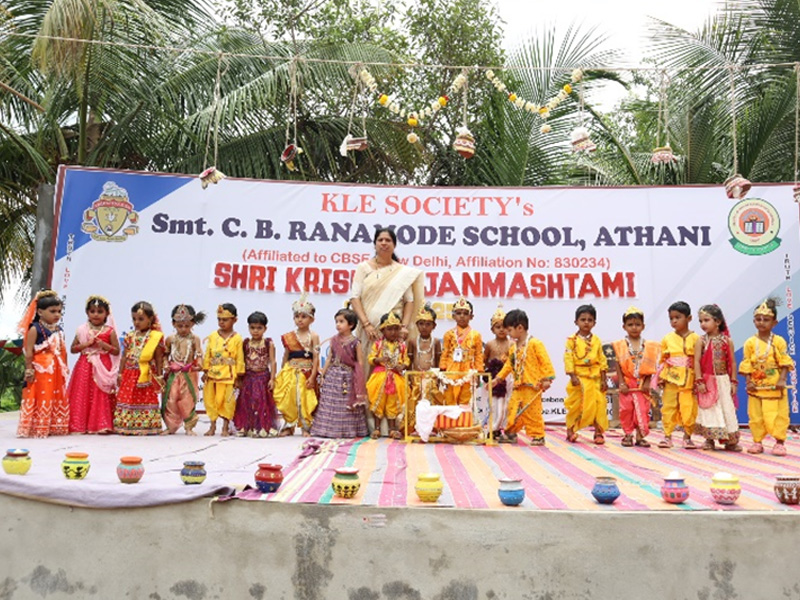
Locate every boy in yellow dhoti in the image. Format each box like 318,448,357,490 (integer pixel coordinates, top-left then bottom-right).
366,312,410,439
655,301,699,449
740,298,795,456
564,304,608,445
492,309,555,446
274,292,319,437
439,297,484,406
202,304,245,437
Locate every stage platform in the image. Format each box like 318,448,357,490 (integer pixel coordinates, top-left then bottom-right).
2,411,800,599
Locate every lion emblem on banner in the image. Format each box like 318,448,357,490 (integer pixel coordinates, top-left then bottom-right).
80,182,139,242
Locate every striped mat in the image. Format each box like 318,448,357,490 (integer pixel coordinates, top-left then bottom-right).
236,426,800,511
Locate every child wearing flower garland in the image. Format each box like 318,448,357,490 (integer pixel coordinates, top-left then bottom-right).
612,306,659,447
740,298,795,456
439,297,484,406
492,309,555,446
162,304,205,435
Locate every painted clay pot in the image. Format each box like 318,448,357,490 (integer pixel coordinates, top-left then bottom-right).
710,472,741,505
497,478,525,506
774,475,800,505
331,467,360,499
255,463,284,494
724,174,752,200
661,476,690,504
415,473,444,503
62,452,90,480
117,456,145,484
198,166,225,189
651,145,676,164
591,476,621,504
180,461,206,485
2,449,32,475
793,185,800,204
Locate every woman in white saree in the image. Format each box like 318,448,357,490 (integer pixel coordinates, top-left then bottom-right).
350,228,425,433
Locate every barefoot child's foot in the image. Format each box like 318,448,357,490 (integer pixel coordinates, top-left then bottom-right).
221,420,231,437
658,436,673,449
702,439,715,451
279,427,295,437
204,422,217,436
747,442,764,454
683,435,697,449
772,441,787,456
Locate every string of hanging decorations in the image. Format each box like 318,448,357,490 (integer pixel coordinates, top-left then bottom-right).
8,32,800,202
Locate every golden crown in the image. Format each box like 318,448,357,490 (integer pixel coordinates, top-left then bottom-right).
623,305,643,318
490,302,506,326
415,302,435,323
217,305,235,319
452,296,472,313
754,300,774,317
379,311,402,329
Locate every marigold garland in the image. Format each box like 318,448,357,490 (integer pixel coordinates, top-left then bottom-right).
485,68,584,134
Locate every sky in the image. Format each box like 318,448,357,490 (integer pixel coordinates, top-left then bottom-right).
0,0,724,339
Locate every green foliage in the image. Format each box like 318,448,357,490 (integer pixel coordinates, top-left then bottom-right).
0,351,24,412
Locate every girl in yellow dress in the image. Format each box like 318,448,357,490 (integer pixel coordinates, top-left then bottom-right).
366,312,410,439
564,304,608,444
740,298,795,456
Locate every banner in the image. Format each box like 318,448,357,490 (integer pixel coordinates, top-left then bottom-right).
50,166,800,423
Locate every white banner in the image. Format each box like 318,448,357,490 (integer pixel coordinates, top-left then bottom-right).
51,167,800,423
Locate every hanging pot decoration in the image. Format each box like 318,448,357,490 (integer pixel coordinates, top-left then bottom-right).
793,185,800,203
570,126,596,153
199,54,227,189
724,174,752,200
651,145,676,164
199,166,225,189
341,66,369,156
453,126,475,159
283,58,302,172
651,71,679,165
452,75,475,158
724,67,751,200
281,144,303,171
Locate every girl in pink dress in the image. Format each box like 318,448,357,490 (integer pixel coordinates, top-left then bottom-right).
67,295,121,434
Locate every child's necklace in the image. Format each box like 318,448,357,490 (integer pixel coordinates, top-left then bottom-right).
171,333,194,364
572,333,593,363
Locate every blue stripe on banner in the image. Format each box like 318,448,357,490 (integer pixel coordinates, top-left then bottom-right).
55,168,192,260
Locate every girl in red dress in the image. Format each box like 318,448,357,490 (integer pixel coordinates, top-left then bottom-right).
114,301,165,435
67,295,121,434
18,290,70,438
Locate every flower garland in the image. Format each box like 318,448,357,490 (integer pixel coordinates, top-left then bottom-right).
433,368,478,388
355,67,469,144
485,68,584,134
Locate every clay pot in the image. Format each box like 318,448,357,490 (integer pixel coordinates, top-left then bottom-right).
651,145,676,164
331,467,360,499
255,463,284,494
724,174,752,200
661,476,690,504
62,452,90,480
453,131,475,159
774,475,800,505
346,137,369,152
2,449,32,475
793,185,800,204
710,472,741,505
415,473,444,503
117,456,145,484
198,166,225,189
591,476,621,504
180,461,206,485
281,144,302,171
497,478,525,506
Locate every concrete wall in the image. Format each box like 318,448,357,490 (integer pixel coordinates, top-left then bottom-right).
1,494,798,600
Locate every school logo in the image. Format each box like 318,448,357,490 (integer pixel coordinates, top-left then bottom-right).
727,197,781,255
80,182,139,242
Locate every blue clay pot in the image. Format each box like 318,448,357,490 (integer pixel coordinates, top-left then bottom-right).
591,476,620,504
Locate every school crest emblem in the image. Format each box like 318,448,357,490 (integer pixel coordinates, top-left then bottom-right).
727,197,781,256
80,182,139,242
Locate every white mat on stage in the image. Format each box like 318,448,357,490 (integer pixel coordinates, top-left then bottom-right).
0,412,306,508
